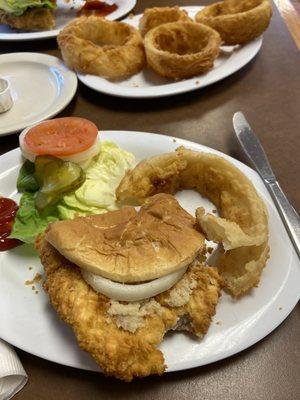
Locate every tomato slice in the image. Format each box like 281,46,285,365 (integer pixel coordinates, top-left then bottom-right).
24,117,98,157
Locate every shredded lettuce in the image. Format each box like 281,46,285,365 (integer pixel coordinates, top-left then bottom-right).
0,0,56,17
57,142,135,219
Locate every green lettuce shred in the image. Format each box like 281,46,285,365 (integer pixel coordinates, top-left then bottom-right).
10,192,59,244
57,141,135,220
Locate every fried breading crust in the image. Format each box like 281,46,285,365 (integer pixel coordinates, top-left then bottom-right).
144,22,221,80
0,8,55,31
195,0,272,45
36,235,222,381
57,17,146,79
139,6,192,36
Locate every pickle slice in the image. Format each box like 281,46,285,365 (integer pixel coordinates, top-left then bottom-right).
34,156,85,211
42,161,85,194
35,191,59,212
35,155,59,187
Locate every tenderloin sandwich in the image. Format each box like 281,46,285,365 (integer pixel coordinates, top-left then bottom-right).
36,193,222,381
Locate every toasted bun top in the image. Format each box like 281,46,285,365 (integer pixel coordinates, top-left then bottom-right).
45,193,205,283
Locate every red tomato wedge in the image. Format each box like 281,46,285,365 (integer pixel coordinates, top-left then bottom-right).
24,117,98,157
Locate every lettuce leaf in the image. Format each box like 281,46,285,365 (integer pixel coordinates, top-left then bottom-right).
10,192,59,244
0,0,56,17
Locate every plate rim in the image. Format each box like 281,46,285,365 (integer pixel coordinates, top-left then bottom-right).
77,6,262,98
0,130,299,373
0,52,78,137
0,0,137,41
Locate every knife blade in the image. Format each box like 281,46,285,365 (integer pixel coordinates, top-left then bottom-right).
233,111,300,259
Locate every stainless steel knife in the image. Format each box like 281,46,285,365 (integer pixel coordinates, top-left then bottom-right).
233,111,300,259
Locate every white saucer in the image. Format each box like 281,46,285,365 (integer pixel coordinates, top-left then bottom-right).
0,0,137,41
0,53,77,137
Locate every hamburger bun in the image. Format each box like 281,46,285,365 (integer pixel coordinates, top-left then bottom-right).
45,193,205,283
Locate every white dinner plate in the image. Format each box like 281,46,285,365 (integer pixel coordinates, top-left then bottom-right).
0,131,299,374
0,53,77,137
78,6,263,98
0,0,136,41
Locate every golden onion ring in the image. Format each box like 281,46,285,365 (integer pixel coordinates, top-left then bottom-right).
116,146,269,297
57,16,146,79
139,6,192,36
196,207,266,251
195,0,272,45
144,22,221,80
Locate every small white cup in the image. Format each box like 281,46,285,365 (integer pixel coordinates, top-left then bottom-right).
0,78,13,113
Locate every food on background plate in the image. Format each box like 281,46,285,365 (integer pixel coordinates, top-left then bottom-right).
116,146,269,297
77,0,118,18
10,117,135,244
195,0,272,45
139,6,192,36
0,0,57,31
57,16,146,79
144,22,221,79
37,193,222,381
57,3,272,83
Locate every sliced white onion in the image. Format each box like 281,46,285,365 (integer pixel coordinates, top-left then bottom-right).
81,266,188,302
19,125,100,166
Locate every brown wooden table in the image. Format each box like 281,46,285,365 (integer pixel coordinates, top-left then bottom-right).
1,1,299,399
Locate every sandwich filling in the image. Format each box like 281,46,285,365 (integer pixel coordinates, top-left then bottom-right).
45,193,206,304
0,0,56,16
45,194,205,283
81,264,189,302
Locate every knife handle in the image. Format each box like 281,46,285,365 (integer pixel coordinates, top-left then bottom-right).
267,181,300,259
